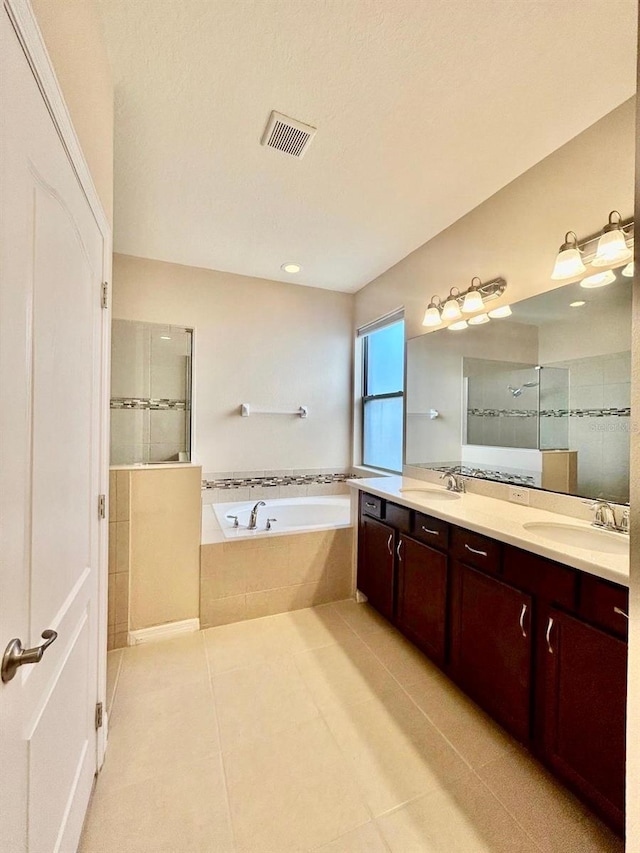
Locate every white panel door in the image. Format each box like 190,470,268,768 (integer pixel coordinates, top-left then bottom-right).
0,7,106,852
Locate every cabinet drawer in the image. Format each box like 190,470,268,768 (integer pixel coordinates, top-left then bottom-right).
451,526,501,573
386,502,411,534
579,574,629,639
361,493,384,520
503,546,577,610
411,511,449,551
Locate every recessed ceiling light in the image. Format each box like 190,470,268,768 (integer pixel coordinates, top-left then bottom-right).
570,301,586,308
160,335,171,340
281,263,302,274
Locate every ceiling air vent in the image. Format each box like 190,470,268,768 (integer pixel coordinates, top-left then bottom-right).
261,111,317,159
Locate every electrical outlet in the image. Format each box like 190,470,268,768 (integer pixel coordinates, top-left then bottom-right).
508,486,530,505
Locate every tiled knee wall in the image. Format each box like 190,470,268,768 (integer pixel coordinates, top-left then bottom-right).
200,528,354,628
108,470,131,649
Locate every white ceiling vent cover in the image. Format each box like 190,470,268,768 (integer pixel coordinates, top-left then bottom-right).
261,111,317,159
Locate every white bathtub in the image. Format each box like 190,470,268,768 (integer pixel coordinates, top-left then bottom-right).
210,495,351,541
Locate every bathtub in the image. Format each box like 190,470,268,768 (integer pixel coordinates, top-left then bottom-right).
210,495,351,541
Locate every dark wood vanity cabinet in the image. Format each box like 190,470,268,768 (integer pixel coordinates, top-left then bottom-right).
356,491,628,834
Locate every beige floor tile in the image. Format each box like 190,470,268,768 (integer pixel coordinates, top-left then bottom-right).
313,821,390,852
79,755,234,853
323,688,469,816
213,654,319,753
361,626,443,689
293,633,399,715
224,718,370,852
376,772,541,853
405,674,517,769
100,679,219,790
116,631,209,694
477,750,608,853
203,614,294,674
331,599,392,637
105,649,123,714
269,604,358,652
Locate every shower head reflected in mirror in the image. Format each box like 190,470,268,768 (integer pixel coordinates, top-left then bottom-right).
507,382,539,398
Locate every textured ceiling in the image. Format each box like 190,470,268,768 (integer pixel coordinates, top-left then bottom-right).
96,0,637,293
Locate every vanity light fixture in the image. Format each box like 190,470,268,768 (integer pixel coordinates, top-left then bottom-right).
592,211,632,267
622,261,634,277
551,232,586,280
487,304,512,319
468,313,490,325
580,270,616,289
422,298,443,327
461,277,485,313
448,320,468,331
281,262,302,273
441,289,463,322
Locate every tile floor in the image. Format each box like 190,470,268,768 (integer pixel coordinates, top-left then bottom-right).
81,601,624,853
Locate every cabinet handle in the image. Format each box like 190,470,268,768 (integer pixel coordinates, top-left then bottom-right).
519,603,528,638
545,616,554,654
387,533,393,556
365,501,377,509
464,543,488,558
396,539,403,561
421,526,439,536
613,606,629,620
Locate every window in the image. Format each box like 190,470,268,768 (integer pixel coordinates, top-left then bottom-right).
360,315,405,472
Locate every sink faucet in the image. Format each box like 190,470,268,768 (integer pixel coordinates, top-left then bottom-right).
248,500,266,530
589,500,617,531
440,471,465,493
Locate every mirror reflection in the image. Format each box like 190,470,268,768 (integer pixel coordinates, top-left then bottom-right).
406,275,631,503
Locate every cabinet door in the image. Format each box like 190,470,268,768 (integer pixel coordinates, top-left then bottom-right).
357,516,395,621
451,562,532,742
543,609,627,832
397,536,447,665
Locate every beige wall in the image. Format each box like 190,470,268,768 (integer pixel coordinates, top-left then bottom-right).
112,253,354,474
355,99,635,339
32,0,114,225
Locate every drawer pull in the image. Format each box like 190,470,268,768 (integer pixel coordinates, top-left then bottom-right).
464,543,488,558
546,616,554,654
387,533,393,556
613,606,629,620
396,539,403,561
421,526,439,536
519,603,528,638
365,501,377,509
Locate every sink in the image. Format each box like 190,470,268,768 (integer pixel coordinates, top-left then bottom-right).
522,522,628,555
399,487,461,502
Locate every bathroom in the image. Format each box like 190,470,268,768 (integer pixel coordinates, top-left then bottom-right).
1,1,639,852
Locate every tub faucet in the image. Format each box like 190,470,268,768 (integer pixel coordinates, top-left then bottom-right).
248,501,266,530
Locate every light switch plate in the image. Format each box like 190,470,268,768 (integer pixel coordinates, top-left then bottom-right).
508,486,530,505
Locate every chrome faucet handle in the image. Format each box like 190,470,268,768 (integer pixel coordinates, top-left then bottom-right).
619,507,630,534
226,514,240,528
266,518,277,531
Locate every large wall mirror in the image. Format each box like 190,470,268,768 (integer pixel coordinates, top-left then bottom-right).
406,273,632,503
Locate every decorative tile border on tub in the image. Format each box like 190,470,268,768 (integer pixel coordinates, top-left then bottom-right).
111,397,187,410
202,471,359,490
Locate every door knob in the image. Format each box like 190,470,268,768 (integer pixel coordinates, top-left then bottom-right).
2,630,57,683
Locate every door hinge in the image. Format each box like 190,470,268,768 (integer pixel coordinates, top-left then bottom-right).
101,281,109,309
95,702,103,730
98,494,106,519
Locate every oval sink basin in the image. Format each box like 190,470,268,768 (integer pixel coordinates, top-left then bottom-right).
399,487,461,502
523,522,628,555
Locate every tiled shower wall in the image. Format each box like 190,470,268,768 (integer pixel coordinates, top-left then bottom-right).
108,471,130,649
466,363,540,449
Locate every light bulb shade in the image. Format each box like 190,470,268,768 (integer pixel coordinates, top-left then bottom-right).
441,298,462,322
580,269,616,289
468,313,490,325
551,247,586,280
487,304,512,319
622,261,634,277
422,305,442,327
462,289,484,313
592,228,632,267
447,320,468,331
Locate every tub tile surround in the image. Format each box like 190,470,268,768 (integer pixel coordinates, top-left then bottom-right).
201,469,358,505
107,471,131,650
82,605,623,853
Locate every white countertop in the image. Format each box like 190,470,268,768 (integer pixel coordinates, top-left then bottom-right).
348,476,629,587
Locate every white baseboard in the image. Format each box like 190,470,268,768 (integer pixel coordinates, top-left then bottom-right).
128,618,200,645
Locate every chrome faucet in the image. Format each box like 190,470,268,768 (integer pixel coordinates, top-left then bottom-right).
440,471,465,493
248,500,266,530
587,499,623,532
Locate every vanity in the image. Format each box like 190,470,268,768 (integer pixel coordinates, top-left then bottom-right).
350,476,628,835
